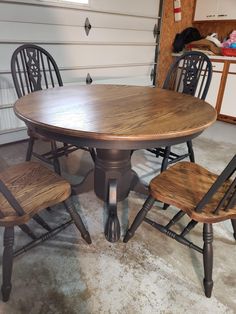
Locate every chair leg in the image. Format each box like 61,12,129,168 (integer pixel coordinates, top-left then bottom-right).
161,146,171,172
63,143,69,157
64,199,92,244
123,195,155,243
1,227,14,302
50,140,61,175
203,223,213,298
89,148,97,163
18,224,37,240
161,146,171,209
187,140,195,163
33,214,52,231
154,148,161,158
26,137,35,161
231,219,236,240
163,203,169,210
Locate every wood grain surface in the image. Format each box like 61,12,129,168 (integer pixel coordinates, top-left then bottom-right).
14,84,216,143
157,0,195,87
150,162,236,223
0,162,71,226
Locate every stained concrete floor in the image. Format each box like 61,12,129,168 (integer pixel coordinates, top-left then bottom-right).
0,121,235,314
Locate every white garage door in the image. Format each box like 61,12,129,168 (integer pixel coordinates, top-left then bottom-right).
0,0,163,144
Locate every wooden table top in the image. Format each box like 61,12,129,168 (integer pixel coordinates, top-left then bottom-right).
14,84,217,148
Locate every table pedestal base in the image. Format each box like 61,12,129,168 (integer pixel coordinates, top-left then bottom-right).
72,149,148,242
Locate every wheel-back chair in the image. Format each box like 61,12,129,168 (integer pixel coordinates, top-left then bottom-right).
124,155,236,297
148,51,213,172
0,161,91,302
11,44,82,174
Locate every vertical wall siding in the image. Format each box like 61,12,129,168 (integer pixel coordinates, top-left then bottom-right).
157,0,195,87
0,0,161,144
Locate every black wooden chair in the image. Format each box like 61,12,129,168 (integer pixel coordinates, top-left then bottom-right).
124,155,236,297
148,51,213,172
11,44,81,174
0,161,91,302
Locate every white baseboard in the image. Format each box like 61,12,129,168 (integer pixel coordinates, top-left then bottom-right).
0,128,28,145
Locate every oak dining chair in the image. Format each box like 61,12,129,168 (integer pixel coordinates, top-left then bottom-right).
11,44,80,174
148,51,213,172
124,155,236,297
0,161,91,302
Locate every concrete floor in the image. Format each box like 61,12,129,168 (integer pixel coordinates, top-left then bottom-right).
0,121,235,313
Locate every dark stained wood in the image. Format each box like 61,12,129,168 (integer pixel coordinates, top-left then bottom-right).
14,84,217,243
2,227,14,302
14,85,217,144
11,44,81,174
203,223,214,298
150,162,236,223
0,161,71,227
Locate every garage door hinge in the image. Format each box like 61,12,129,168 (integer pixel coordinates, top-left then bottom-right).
150,69,155,82
86,73,93,84
153,24,160,38
85,17,92,36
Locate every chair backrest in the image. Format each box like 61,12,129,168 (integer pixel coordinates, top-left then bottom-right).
11,44,63,98
163,51,212,100
195,154,236,214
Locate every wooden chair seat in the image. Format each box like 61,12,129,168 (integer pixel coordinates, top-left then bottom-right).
0,161,91,302
124,155,236,297
0,162,71,227
150,162,236,223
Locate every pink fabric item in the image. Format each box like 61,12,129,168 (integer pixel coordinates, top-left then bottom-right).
222,30,236,48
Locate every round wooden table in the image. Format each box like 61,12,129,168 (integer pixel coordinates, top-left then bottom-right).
14,84,217,242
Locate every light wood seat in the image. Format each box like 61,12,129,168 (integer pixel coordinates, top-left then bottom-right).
150,162,236,223
0,162,71,226
124,155,236,298
0,161,91,302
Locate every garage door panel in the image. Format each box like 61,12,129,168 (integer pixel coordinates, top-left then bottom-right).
0,21,155,43
52,45,155,67
0,107,25,131
0,44,155,69
90,0,160,17
0,2,157,30
61,65,154,84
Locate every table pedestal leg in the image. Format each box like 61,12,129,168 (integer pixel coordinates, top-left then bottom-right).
73,149,148,242
104,179,120,242
95,149,132,242
94,150,134,202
